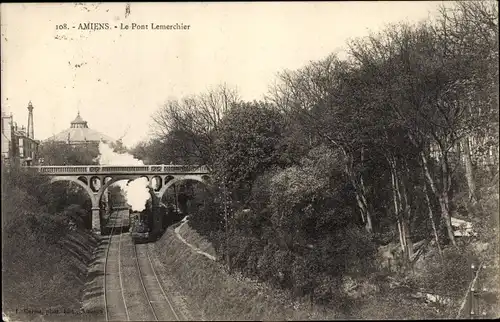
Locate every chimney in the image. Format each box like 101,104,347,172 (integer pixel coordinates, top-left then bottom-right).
27,101,34,139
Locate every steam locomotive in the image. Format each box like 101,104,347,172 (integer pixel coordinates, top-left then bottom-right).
129,212,151,243
129,199,179,244
129,198,154,244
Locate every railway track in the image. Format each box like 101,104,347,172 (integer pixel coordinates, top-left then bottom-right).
104,212,129,321
134,243,182,321
104,210,182,321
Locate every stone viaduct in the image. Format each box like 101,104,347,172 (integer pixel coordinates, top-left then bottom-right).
25,164,210,232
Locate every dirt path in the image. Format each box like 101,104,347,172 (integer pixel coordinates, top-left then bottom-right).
174,217,216,261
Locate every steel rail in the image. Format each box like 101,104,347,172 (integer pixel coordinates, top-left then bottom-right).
133,244,181,321
104,212,130,321
146,246,180,321
133,243,159,321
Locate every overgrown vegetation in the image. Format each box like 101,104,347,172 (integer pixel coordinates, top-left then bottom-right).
151,224,345,320
1,165,98,316
133,1,499,318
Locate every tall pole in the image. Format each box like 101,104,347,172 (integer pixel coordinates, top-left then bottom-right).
174,184,179,215
222,178,231,272
470,262,476,318
27,101,34,139
27,101,35,164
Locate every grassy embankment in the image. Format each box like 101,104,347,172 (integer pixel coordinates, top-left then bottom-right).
2,167,105,322
151,221,340,320
152,219,444,320
2,228,102,322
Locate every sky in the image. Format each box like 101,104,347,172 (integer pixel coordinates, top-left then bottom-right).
1,2,446,148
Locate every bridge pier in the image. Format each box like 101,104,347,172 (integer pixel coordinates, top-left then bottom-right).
91,207,101,234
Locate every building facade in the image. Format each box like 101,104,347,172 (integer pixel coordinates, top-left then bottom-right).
1,102,40,166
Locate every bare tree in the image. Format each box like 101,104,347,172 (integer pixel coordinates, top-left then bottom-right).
151,83,241,167
346,4,497,247
434,0,499,203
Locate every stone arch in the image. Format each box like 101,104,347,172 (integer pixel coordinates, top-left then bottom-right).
51,176,98,207
158,175,210,201
90,176,102,192
51,176,101,232
96,175,141,203
164,175,175,185
151,175,162,192
77,176,88,184
94,175,162,209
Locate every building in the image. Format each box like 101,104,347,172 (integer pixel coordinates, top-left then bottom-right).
45,112,115,146
1,102,40,166
1,112,13,161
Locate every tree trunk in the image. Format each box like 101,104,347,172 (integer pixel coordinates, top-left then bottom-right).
223,184,232,272
344,148,372,233
401,184,414,260
364,202,373,234
401,160,414,259
360,147,373,233
463,136,478,204
359,177,373,233
440,152,457,248
439,192,457,247
394,166,410,263
389,157,406,256
423,178,444,262
354,192,366,224
174,184,179,212
420,150,457,247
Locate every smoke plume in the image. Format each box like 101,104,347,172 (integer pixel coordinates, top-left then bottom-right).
97,142,144,165
97,141,151,211
123,177,151,212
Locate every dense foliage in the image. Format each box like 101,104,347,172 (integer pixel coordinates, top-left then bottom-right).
38,141,99,165
132,1,498,317
2,166,97,312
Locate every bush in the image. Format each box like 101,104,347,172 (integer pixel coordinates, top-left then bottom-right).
403,245,472,315
199,145,379,310
189,187,225,238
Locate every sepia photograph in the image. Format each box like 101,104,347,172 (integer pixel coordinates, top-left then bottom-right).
1,1,498,321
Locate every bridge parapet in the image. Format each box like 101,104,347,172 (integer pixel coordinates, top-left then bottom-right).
24,164,209,175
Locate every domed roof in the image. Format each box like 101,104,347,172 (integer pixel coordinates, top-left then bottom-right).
46,112,115,144
71,112,87,126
